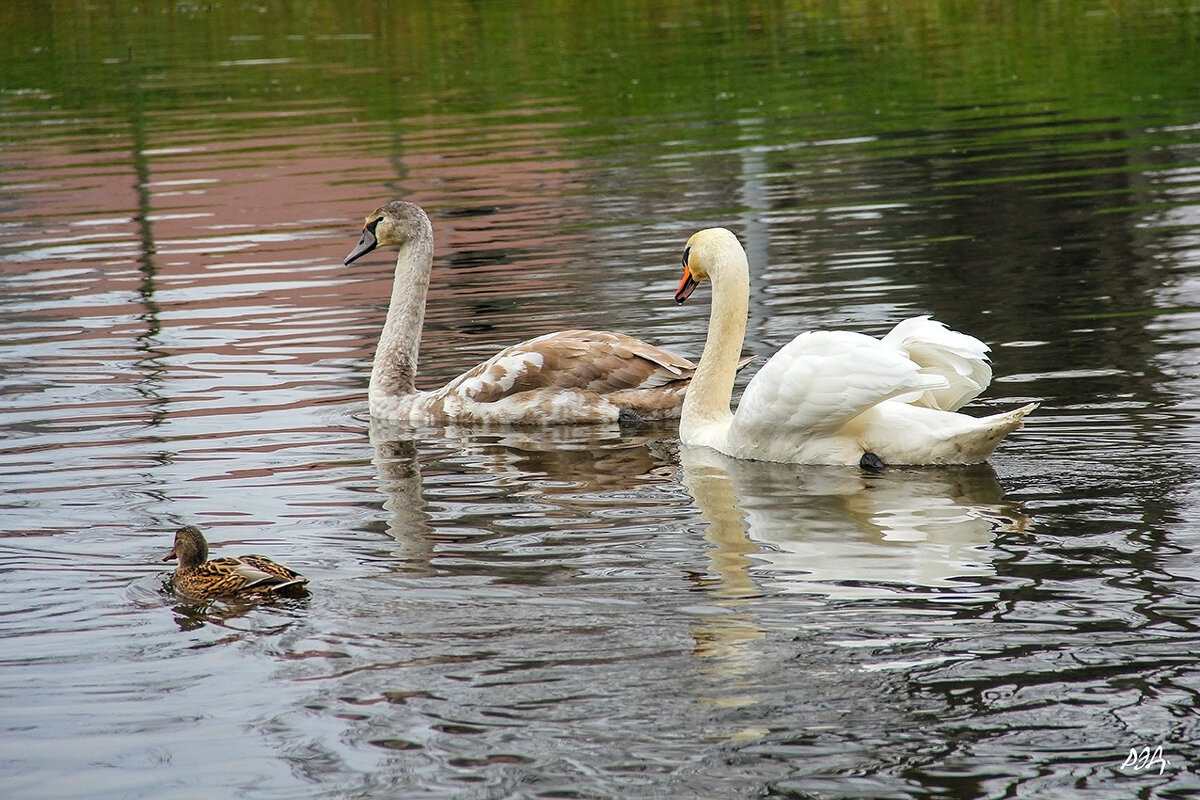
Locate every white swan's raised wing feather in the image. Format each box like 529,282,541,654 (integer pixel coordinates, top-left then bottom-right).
730,330,949,443
880,316,992,411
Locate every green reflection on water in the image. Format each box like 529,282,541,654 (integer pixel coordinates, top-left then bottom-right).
2,0,1198,135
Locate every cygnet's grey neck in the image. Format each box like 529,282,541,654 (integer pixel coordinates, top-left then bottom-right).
372,216,434,399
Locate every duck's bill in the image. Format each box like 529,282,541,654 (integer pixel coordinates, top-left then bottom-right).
675,267,698,304
344,226,378,265
161,550,177,562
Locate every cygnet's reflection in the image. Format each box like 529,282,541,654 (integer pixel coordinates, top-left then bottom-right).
368,425,436,561
367,418,679,560
679,445,1029,601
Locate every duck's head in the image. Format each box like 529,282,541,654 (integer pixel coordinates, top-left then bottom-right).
675,227,743,304
162,525,209,567
344,200,432,265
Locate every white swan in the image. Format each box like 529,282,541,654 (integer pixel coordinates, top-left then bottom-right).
345,201,709,425
674,227,1036,466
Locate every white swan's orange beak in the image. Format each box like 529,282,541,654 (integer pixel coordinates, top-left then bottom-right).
675,266,698,304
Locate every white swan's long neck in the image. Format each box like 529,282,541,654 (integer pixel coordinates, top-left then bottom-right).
372,234,433,399
681,249,750,436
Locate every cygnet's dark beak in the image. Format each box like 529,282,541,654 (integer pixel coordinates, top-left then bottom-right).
344,224,379,265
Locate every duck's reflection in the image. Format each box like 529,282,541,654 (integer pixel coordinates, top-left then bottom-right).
679,445,1029,602
166,594,307,632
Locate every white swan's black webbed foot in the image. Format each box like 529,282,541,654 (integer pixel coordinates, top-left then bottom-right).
859,452,886,473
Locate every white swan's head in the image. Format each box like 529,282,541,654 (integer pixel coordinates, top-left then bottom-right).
675,227,745,304
345,200,433,265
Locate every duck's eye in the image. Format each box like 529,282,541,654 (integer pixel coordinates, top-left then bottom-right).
682,245,691,266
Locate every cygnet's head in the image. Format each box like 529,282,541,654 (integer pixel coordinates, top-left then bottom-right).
344,200,432,265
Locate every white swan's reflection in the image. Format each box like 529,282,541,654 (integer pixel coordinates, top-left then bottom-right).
679,445,1029,601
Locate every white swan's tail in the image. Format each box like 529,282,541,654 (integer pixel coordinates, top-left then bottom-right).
954,402,1039,463
882,316,993,411
868,401,1038,465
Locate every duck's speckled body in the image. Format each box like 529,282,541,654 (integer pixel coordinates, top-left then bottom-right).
162,525,308,599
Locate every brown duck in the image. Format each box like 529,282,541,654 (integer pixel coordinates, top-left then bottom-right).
162,525,309,599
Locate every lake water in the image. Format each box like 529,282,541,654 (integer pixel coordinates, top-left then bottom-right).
3,1,1200,798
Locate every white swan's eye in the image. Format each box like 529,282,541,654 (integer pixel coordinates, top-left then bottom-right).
682,246,691,266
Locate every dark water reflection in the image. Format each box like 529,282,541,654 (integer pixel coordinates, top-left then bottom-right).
4,1,1200,798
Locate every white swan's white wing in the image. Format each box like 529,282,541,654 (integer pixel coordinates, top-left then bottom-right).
729,330,949,441
880,316,992,411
